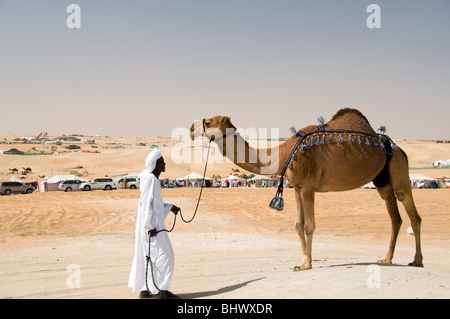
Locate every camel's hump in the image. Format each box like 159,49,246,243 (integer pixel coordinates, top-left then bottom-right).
330,108,370,125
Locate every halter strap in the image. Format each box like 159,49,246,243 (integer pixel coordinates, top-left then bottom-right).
202,118,236,142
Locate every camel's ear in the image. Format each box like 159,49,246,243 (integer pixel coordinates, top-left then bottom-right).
219,116,230,124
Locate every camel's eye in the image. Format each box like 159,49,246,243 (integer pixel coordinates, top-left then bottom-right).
205,121,211,127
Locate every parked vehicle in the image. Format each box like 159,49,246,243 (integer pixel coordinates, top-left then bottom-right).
116,176,140,189
58,179,83,192
0,181,35,195
79,178,117,191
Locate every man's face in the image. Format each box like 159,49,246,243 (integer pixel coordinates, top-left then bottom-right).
155,157,166,172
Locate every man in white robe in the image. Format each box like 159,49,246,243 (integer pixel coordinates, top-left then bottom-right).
128,148,180,299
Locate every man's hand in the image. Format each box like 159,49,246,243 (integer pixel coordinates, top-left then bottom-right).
171,205,180,215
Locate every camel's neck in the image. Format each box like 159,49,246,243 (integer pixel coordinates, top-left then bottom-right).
215,133,290,175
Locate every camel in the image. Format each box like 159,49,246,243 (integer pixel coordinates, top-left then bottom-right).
190,108,423,270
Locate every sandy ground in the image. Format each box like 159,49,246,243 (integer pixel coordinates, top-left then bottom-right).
1,188,449,299
1,137,450,299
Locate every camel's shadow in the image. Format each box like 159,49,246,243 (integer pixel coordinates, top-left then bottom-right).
178,277,264,299
324,261,412,269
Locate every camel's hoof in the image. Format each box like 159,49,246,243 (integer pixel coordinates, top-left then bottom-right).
293,264,312,271
408,261,424,268
377,258,392,265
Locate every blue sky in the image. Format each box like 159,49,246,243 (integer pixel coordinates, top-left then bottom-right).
0,0,449,139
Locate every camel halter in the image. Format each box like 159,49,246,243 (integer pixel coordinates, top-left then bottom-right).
202,118,236,142
269,120,397,211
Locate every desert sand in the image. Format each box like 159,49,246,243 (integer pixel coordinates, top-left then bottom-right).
1,135,449,299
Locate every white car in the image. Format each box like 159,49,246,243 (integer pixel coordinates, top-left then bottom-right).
116,176,140,189
58,179,83,192
80,178,117,191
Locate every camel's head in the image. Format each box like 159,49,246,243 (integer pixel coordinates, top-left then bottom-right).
190,116,234,141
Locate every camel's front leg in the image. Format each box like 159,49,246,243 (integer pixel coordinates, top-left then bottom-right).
293,188,315,271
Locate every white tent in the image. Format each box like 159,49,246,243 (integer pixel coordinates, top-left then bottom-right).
249,175,274,181
433,159,450,168
8,175,24,183
45,174,87,183
176,172,212,181
42,174,87,192
220,175,244,181
220,175,246,187
362,181,376,189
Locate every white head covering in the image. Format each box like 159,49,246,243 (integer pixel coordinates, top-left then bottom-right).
144,148,162,173
139,148,162,193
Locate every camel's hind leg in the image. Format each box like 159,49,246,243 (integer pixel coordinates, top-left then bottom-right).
396,187,423,267
293,187,315,271
376,182,402,264
389,149,424,267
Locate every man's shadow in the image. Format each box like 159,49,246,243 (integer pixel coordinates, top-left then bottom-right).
178,277,264,299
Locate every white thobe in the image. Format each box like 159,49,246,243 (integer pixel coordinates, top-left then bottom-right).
128,173,174,294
